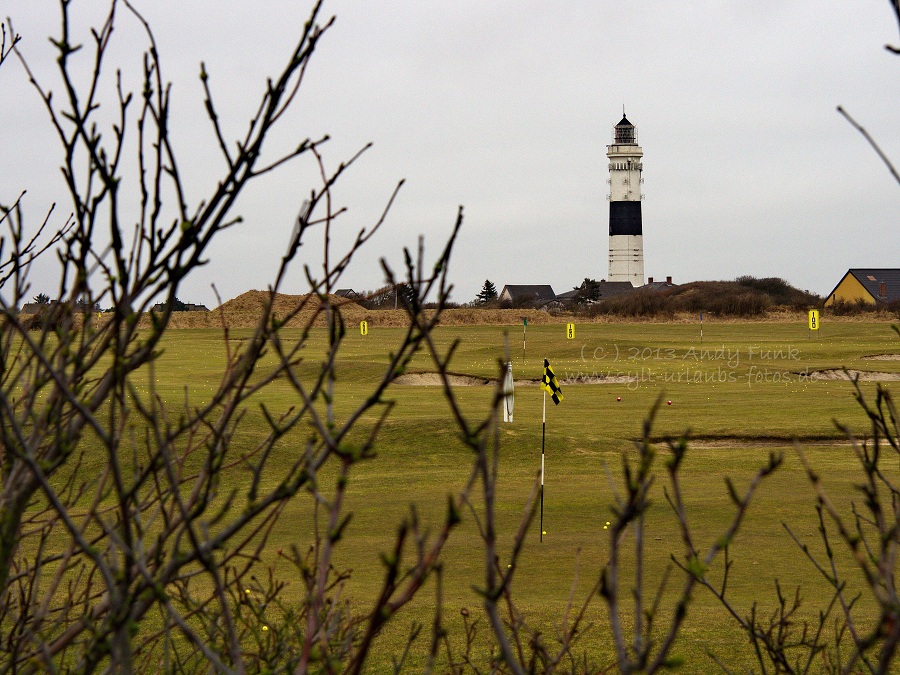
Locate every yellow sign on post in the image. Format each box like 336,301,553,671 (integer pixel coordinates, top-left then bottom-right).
566,323,575,339
360,320,368,336
808,310,819,331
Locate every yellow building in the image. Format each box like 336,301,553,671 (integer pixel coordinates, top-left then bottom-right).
824,269,900,306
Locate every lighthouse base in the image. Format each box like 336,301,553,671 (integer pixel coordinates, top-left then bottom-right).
608,234,644,285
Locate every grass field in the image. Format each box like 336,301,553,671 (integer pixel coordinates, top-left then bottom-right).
134,319,899,670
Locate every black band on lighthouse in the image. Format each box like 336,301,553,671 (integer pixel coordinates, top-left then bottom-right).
609,201,642,236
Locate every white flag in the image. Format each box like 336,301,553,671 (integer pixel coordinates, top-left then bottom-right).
502,361,514,423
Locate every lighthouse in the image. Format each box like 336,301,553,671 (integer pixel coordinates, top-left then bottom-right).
607,114,644,285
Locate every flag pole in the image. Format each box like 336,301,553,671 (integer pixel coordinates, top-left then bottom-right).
540,387,546,542
539,358,562,543
522,318,527,361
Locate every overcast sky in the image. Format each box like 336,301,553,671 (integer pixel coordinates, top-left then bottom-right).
1,1,897,307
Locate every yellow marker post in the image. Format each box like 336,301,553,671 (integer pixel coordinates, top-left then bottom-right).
360,320,368,336
566,323,575,340
808,309,819,339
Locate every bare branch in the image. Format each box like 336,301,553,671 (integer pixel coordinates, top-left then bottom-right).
837,105,900,185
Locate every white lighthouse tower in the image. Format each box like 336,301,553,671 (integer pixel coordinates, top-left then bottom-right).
607,114,644,285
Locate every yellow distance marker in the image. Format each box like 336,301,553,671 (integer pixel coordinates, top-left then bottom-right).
566,323,575,339
808,310,819,331
360,320,368,336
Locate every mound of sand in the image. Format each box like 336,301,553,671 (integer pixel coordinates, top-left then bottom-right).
140,292,379,330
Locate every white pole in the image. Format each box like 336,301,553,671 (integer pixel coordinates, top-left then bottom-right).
522,320,527,361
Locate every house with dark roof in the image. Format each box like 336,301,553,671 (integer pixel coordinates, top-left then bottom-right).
594,280,638,297
150,301,209,312
643,276,676,291
499,285,556,305
557,280,637,302
825,269,900,306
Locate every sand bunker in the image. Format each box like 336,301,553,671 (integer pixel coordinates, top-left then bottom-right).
688,438,849,449
394,373,495,386
808,369,900,381
394,372,636,386
397,369,900,386
559,373,637,384
862,354,900,361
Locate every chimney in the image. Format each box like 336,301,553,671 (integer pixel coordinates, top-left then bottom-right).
880,282,887,298
666,276,672,284
648,277,653,283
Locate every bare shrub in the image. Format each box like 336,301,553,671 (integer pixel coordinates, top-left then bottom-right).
700,372,900,672
582,288,675,318
0,3,467,671
827,298,887,316
578,278,820,319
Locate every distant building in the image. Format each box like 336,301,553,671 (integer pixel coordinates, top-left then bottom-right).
607,113,644,286
558,280,637,303
642,276,676,291
594,280,639,298
334,289,360,299
554,289,579,301
151,302,209,312
499,285,556,305
825,269,900,306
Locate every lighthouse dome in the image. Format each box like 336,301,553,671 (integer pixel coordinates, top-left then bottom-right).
613,115,636,144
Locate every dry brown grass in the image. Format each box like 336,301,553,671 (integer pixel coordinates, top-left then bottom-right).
152,297,900,328
22,291,896,330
